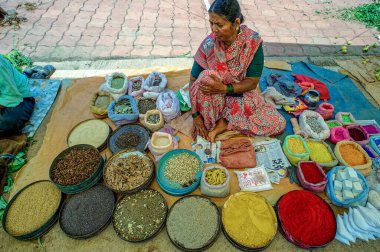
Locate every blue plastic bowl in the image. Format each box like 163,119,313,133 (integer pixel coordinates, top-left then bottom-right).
157,149,203,196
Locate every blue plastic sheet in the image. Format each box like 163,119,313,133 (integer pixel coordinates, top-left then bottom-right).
260,62,380,141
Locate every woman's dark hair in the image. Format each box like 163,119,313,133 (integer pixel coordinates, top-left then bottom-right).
208,0,244,24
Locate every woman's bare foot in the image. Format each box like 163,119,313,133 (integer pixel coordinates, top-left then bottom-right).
208,118,228,142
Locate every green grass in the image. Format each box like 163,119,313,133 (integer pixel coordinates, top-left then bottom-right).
339,2,380,31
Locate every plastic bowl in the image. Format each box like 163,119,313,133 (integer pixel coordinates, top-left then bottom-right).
157,149,203,196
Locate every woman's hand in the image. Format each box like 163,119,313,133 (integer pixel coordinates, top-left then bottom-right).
200,74,227,95
193,115,210,141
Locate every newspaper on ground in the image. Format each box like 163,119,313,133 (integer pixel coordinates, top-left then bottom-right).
253,139,291,183
192,136,221,164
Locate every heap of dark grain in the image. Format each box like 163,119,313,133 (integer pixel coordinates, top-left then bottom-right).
113,190,167,241
104,154,152,191
132,79,142,92
60,185,115,237
115,132,141,149
152,75,162,86
138,99,156,114
51,148,99,185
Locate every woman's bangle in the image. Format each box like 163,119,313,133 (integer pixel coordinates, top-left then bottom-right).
227,84,234,94
192,111,200,118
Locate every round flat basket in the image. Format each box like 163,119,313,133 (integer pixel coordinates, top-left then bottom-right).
108,124,150,154
157,149,203,196
67,119,111,151
103,149,154,194
2,180,63,240
59,184,115,239
113,189,167,242
49,144,104,194
276,190,336,249
166,195,220,251
222,192,277,251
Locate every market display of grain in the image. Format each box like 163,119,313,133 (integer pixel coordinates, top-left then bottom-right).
60,185,115,237
51,147,100,185
104,154,153,191
113,189,167,241
306,141,333,163
115,132,141,149
167,196,219,250
164,153,201,187
222,192,277,248
288,137,306,154
138,99,156,114
5,181,61,236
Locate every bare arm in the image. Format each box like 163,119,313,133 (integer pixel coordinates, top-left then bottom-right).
228,77,259,94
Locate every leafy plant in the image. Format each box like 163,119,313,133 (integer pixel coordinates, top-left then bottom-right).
339,2,380,31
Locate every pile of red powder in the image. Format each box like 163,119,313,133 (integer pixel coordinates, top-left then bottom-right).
277,190,336,248
300,162,325,184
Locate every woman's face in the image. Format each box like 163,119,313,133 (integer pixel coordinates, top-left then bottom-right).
208,13,238,44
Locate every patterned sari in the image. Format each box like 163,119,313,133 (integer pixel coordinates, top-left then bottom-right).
190,25,286,136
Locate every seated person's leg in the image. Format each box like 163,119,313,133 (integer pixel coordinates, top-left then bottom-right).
208,118,228,142
0,97,35,136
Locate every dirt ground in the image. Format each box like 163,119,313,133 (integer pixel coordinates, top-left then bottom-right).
1,75,380,251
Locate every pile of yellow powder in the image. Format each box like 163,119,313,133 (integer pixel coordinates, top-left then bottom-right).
222,192,277,248
288,137,306,154
306,140,333,163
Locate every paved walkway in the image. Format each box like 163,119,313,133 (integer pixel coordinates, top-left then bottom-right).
0,0,378,61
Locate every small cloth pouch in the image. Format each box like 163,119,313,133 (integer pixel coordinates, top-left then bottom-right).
219,139,256,168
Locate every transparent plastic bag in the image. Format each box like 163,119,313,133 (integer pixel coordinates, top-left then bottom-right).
235,166,273,192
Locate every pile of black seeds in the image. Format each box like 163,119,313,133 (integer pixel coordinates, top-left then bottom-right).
115,132,141,149
147,114,160,124
113,189,167,241
138,99,156,114
60,185,115,237
153,75,162,86
51,148,99,185
132,80,142,91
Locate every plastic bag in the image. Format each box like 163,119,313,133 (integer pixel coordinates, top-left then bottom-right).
128,76,144,98
108,95,139,125
235,166,273,192
142,110,164,132
143,72,167,94
201,165,230,197
156,90,181,122
299,110,330,140
177,83,191,111
282,135,310,166
7,151,27,173
326,166,369,208
100,72,128,100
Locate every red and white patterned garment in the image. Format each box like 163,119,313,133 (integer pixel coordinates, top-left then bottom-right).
190,25,286,136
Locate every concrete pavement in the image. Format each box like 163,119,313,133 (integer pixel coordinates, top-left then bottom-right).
0,0,379,61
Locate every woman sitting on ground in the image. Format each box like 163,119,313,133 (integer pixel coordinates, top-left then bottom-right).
0,55,35,136
190,0,286,142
